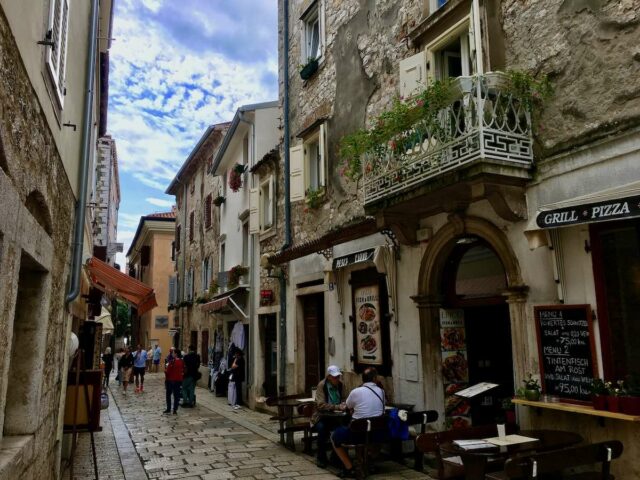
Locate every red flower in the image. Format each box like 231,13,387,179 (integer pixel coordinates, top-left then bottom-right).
416,99,425,107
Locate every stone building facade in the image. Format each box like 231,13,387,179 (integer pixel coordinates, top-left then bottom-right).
166,124,229,370
92,135,122,267
272,0,640,476
0,0,114,478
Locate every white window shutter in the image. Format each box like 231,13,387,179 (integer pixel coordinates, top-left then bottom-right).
425,49,436,85
57,0,69,100
399,51,426,98
290,145,305,202
269,175,275,226
319,124,328,187
249,187,260,234
201,261,206,293
45,0,69,105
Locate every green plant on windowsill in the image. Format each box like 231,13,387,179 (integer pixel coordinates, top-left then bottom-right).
195,294,209,305
305,187,324,209
178,300,193,308
209,280,219,295
299,57,319,80
522,373,541,401
228,264,249,289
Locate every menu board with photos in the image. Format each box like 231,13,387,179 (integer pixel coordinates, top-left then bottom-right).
440,309,471,428
354,284,383,365
534,305,598,403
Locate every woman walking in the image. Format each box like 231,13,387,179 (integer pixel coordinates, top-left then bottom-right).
102,347,114,388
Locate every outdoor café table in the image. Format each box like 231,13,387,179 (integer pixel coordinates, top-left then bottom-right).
273,397,314,449
439,429,583,480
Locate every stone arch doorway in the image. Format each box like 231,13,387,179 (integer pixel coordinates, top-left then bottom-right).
413,216,529,425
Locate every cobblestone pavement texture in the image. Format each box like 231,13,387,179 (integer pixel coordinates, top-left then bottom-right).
64,372,436,479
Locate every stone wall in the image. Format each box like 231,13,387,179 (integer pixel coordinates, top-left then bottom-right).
501,0,640,154
0,6,75,479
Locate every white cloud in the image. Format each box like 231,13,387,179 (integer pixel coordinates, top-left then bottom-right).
146,197,174,207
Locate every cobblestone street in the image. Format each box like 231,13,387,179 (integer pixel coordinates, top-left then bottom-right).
63,373,435,480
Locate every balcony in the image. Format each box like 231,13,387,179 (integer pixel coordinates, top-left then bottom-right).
217,266,249,293
362,73,534,209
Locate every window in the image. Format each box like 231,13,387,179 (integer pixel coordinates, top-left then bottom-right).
250,176,275,234
242,222,249,266
423,15,476,84
189,211,195,243
186,267,194,301
202,257,213,293
201,330,209,365
175,225,181,252
45,0,69,106
220,242,226,272
171,241,175,261
168,275,177,305
204,194,212,229
591,219,640,379
290,124,327,203
302,2,323,62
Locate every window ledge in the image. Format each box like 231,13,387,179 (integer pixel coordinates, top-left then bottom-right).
0,435,35,478
408,0,469,45
259,228,277,242
512,398,640,422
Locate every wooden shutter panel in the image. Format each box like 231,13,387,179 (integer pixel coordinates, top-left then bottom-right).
189,212,194,242
57,0,69,98
399,50,426,98
319,124,328,187
290,145,305,202
169,276,176,305
269,175,275,227
249,187,260,234
175,225,181,252
205,195,212,229
425,49,436,86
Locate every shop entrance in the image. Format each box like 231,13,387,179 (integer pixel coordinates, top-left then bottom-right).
303,293,325,393
442,240,514,426
262,314,278,397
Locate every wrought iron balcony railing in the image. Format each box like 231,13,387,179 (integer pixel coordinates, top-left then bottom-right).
363,72,533,206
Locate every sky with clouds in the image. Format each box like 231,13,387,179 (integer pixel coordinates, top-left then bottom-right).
110,0,278,268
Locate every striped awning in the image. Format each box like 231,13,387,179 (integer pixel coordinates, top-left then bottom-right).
201,295,231,313
85,257,157,315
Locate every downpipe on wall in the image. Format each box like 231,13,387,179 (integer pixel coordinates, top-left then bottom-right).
66,0,100,305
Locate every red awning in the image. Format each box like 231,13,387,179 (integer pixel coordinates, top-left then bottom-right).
201,295,231,313
85,257,157,315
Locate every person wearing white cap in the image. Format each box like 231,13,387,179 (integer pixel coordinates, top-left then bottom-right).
312,365,346,468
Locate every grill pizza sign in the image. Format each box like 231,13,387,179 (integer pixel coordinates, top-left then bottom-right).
536,195,640,228
354,284,383,365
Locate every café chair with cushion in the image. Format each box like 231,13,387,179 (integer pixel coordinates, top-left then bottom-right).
493,440,623,480
416,423,519,479
404,410,439,471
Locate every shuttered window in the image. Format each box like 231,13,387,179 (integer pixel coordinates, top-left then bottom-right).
175,225,181,252
46,0,70,106
189,211,195,242
168,276,177,305
204,194,212,229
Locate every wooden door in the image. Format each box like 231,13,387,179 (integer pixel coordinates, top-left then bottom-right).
303,294,325,393
263,315,278,397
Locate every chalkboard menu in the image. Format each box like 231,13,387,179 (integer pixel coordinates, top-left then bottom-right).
534,305,598,404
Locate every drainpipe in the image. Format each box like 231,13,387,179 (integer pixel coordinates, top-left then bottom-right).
279,0,291,395
66,0,100,305
181,181,188,349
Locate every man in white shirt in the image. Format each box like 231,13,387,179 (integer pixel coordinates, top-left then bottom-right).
331,368,386,477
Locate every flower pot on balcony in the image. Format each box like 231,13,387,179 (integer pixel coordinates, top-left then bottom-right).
451,76,473,97
592,394,607,411
619,396,640,415
484,71,510,91
607,395,620,413
300,59,319,80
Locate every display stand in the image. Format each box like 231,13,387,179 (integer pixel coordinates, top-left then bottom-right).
65,350,100,479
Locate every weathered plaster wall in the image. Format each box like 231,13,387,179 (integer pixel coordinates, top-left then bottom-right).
0,6,75,479
502,0,640,154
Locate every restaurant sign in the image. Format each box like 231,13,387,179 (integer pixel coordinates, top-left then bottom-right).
333,248,375,270
354,284,383,366
536,195,640,228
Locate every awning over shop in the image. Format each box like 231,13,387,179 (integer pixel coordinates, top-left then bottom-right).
201,295,231,312
85,257,157,315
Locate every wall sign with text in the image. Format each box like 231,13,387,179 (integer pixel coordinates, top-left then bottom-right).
536,195,640,228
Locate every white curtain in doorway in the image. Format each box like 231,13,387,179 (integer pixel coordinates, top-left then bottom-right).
374,245,398,323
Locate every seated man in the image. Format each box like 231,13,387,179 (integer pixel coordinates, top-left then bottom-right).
312,365,346,468
331,367,386,478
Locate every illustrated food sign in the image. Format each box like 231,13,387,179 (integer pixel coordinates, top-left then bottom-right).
536,195,640,228
440,309,471,428
354,284,382,365
534,305,598,403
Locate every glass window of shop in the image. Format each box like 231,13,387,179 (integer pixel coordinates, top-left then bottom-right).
591,219,640,379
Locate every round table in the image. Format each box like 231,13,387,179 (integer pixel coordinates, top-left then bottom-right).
440,429,584,480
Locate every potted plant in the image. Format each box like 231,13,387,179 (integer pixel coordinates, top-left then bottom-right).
620,375,640,416
305,187,324,209
229,169,243,192
523,374,541,401
233,163,248,175
213,195,226,207
300,57,319,80
605,381,623,413
590,378,608,410
501,397,516,424
208,280,219,295
228,264,249,289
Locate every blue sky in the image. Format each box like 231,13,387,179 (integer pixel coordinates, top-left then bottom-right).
110,0,278,267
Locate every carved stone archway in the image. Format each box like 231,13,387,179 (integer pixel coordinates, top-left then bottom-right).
413,215,530,422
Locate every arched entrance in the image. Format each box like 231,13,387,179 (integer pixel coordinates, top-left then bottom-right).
414,216,528,426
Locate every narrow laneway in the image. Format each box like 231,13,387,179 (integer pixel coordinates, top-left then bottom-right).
64,373,434,480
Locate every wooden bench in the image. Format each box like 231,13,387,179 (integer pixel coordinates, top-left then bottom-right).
265,394,314,451
490,440,624,480
342,416,389,479
416,424,518,479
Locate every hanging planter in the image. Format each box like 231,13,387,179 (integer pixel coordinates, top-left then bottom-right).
228,265,249,288
229,170,243,192
233,163,248,175
300,58,319,80
213,195,226,207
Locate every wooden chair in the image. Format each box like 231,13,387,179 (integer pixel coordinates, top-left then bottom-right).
402,410,439,471
496,440,624,480
265,394,310,449
343,416,389,479
416,423,519,479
